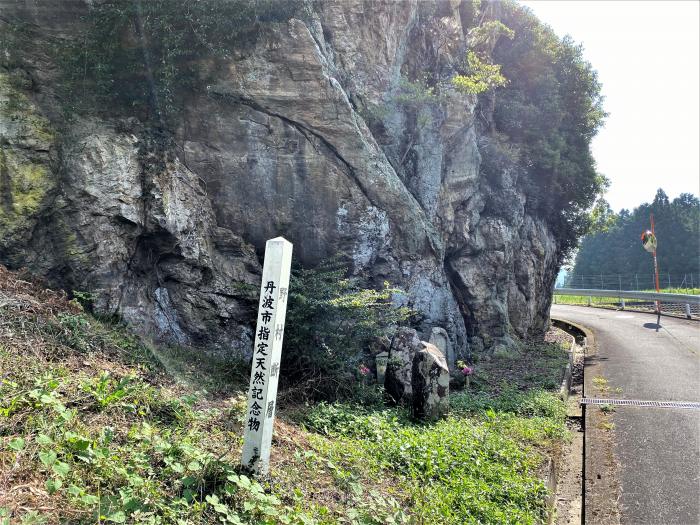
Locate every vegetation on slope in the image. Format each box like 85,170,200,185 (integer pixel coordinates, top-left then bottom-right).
0,266,570,524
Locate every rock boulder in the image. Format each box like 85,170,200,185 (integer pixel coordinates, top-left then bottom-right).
384,327,423,403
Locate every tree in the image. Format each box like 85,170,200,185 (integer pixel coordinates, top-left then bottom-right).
478,0,607,256
589,198,617,233
571,190,700,286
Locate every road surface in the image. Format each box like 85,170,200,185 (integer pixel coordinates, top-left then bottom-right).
551,305,700,525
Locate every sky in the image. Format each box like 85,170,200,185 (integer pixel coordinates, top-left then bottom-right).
520,0,700,213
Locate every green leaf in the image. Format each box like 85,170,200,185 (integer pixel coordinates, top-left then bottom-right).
40,394,55,405
52,461,70,477
39,450,57,467
79,494,99,505
181,476,196,488
226,515,244,525
45,478,62,494
9,437,25,451
36,434,53,446
187,460,202,472
105,511,126,523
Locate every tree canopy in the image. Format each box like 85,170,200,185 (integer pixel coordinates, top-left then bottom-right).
478,0,607,256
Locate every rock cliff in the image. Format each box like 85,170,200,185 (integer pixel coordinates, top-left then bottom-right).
0,0,590,361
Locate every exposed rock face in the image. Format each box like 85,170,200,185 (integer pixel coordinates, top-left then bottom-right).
0,0,560,358
411,343,450,421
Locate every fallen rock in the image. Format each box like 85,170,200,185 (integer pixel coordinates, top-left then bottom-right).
411,343,450,421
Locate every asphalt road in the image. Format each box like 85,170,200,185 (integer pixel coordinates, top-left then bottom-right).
551,305,700,525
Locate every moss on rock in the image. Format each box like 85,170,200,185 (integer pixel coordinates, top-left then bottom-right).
0,70,56,251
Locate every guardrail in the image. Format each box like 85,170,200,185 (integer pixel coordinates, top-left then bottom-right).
553,288,700,319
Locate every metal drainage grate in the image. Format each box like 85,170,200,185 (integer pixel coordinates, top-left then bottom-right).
581,398,700,410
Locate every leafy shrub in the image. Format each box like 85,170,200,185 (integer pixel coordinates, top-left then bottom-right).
70,290,97,311
451,387,567,423
282,262,412,401
452,51,508,95
302,402,406,439
394,75,442,105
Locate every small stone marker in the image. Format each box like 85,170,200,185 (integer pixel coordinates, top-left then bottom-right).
411,343,449,421
241,237,293,475
429,327,454,368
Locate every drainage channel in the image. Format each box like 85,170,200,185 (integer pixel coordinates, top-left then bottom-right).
581,398,700,410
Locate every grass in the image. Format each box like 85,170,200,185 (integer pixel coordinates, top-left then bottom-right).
553,288,699,318
553,287,699,307
300,401,563,524
0,266,571,524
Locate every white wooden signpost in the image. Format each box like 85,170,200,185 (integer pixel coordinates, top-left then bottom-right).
241,237,293,475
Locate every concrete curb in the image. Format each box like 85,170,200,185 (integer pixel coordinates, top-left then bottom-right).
551,316,622,525
558,331,576,402
545,325,576,525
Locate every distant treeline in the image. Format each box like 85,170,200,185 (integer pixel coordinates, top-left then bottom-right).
569,189,699,285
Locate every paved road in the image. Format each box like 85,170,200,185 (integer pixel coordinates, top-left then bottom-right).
552,305,700,525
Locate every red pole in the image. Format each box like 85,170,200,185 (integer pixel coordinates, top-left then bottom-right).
651,213,660,312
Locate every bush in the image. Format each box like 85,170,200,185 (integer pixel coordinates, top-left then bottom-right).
452,51,508,95
281,262,412,402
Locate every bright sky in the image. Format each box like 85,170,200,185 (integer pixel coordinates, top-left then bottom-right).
520,0,700,213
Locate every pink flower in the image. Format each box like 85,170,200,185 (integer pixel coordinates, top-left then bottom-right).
359,364,370,376
462,366,474,376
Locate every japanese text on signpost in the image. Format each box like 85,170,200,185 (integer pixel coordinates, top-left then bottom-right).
241,237,293,475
